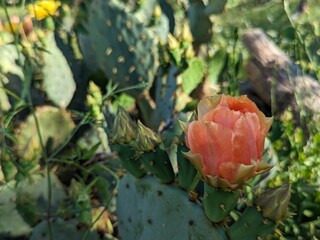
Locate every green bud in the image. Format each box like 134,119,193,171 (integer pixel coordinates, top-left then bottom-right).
135,121,161,152
112,106,137,144
255,183,291,222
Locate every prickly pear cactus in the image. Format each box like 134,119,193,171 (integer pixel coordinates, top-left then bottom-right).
14,106,75,162
117,175,228,240
79,0,159,97
16,173,67,225
188,0,213,44
0,181,32,238
30,218,100,240
42,32,76,108
188,0,227,44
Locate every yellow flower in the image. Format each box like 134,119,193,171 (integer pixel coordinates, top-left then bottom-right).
28,0,61,21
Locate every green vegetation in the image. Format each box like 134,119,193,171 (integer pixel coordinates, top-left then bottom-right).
0,0,319,239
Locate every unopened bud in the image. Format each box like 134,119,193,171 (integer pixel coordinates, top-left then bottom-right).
185,44,195,59
153,5,162,18
255,183,291,221
168,33,180,51
135,121,161,152
112,106,137,144
181,21,193,43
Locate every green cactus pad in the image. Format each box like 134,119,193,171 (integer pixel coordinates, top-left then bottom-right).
177,144,198,191
181,58,205,95
79,0,159,97
117,174,228,240
42,32,76,108
0,181,32,238
14,106,75,162
16,173,67,225
140,147,175,184
203,183,241,223
112,144,146,178
227,206,278,240
30,218,100,240
0,44,24,79
205,0,228,15
188,0,213,44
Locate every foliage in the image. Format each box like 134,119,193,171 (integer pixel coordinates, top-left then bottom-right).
0,0,319,239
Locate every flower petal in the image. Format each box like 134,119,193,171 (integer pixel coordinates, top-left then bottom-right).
187,121,233,176
255,159,273,174
256,114,273,154
197,95,222,120
205,175,239,190
219,162,256,184
232,113,261,164
219,95,260,114
182,152,206,175
202,108,242,129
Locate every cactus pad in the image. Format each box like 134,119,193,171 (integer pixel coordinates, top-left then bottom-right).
16,173,67,225
79,0,159,97
42,32,76,108
0,181,32,238
117,174,228,240
30,218,100,240
14,106,75,162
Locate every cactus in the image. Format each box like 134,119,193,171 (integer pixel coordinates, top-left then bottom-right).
14,106,75,162
42,32,76,108
115,108,287,239
188,0,227,45
16,173,67,225
117,174,228,240
30,218,100,240
137,65,178,130
188,0,213,44
205,0,228,15
227,206,278,240
0,181,32,238
78,0,160,97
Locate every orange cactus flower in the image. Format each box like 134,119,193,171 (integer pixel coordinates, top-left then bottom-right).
183,95,273,189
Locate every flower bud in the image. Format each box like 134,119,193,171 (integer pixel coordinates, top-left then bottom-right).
135,121,161,152
112,106,137,144
167,33,180,51
153,5,162,18
181,21,193,43
184,44,195,59
255,183,291,221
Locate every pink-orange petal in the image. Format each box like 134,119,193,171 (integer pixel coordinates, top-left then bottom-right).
197,95,222,120
205,175,239,190
219,162,257,184
202,108,242,129
182,151,206,176
220,95,260,115
232,113,260,164
187,121,233,177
